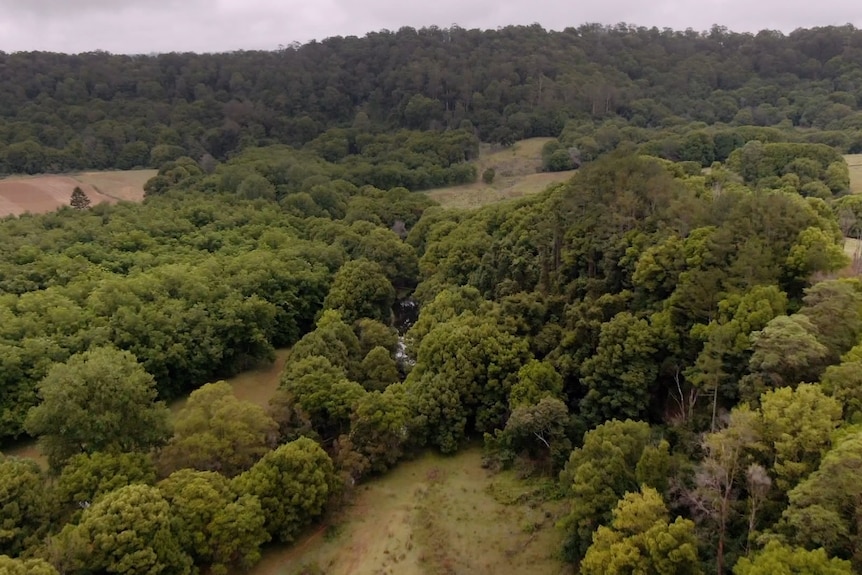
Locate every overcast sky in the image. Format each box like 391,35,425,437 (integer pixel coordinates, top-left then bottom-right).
0,0,860,54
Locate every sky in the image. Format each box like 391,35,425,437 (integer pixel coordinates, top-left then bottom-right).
0,0,860,54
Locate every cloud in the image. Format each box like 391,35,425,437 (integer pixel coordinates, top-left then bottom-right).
0,0,859,54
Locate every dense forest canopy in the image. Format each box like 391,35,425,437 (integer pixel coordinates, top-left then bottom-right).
2,23,862,174
2,21,862,575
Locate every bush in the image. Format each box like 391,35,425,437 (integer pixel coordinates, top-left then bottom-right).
482,167,496,184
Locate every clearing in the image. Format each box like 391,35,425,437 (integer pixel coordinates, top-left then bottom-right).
424,138,576,209
247,448,571,575
846,154,862,195
0,169,155,217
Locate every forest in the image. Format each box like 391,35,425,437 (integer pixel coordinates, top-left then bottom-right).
2,21,862,575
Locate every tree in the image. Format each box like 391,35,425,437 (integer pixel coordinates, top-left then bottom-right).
580,487,701,575
54,452,156,523
323,259,396,324
779,431,862,568
733,541,853,575
69,186,91,210
157,381,278,477
482,167,496,184
0,556,58,575
757,384,842,493
233,437,337,543
50,484,192,575
559,419,662,562
158,470,269,575
0,456,49,557
579,312,659,428
486,396,572,471
24,347,172,470
685,407,760,575
359,346,400,391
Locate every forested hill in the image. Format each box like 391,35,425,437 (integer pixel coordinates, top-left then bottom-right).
2,23,862,174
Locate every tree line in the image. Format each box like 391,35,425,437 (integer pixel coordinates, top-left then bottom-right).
2,24,862,174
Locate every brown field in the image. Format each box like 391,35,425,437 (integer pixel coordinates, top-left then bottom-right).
846,154,862,195
247,448,570,575
425,138,576,209
0,169,155,217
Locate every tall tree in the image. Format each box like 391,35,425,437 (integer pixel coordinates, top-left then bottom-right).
24,347,172,470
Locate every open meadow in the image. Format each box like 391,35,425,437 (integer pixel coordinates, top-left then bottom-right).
246,448,570,575
0,169,155,217
424,137,576,209
846,154,862,195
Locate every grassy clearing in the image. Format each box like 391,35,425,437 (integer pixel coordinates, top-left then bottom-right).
425,138,576,209
248,448,570,575
845,154,862,195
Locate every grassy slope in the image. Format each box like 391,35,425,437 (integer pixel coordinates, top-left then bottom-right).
844,155,862,263
248,448,570,575
424,138,576,209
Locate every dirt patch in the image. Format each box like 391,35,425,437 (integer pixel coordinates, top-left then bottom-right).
0,169,155,217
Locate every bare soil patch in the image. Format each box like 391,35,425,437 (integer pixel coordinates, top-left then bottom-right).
0,169,155,217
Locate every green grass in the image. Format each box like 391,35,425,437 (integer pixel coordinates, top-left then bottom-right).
245,448,570,575
424,138,576,209
846,155,862,195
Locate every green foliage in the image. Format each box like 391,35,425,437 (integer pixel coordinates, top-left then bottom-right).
0,556,58,575
0,456,49,556
559,419,658,562
158,470,269,574
580,487,701,575
734,541,853,574
323,259,395,324
482,167,496,184
24,346,171,470
54,452,156,522
508,359,564,409
50,484,193,575
157,381,278,477
359,346,400,391
779,430,862,568
233,437,337,543
579,312,659,428
405,313,530,451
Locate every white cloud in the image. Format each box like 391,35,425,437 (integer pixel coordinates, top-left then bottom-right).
0,0,859,54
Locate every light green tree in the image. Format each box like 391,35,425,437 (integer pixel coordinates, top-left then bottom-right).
323,259,396,324
158,469,269,575
50,484,192,575
157,381,278,477
734,541,852,575
580,487,701,575
24,347,171,470
233,437,337,543
0,555,58,575
0,456,49,556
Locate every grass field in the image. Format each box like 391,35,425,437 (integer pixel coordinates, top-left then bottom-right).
846,154,862,195
425,138,576,209
0,169,155,217
247,448,570,575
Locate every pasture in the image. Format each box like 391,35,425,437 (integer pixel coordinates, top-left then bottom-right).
846,154,862,195
424,138,576,209
247,448,570,575
0,169,155,217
